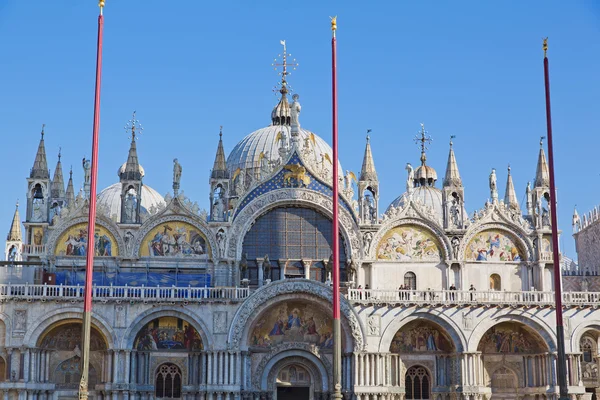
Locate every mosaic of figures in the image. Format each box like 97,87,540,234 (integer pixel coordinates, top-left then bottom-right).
250,301,336,349
39,322,107,351
140,222,209,259
465,230,523,262
390,321,453,353
377,225,442,261
32,227,44,246
134,317,203,351
55,223,117,257
478,323,545,354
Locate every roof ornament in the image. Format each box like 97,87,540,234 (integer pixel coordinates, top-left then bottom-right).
41,124,45,138
125,111,143,142
414,123,433,166
540,135,545,148
449,135,456,148
272,40,298,96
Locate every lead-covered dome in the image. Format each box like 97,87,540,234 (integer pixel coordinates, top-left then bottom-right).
387,186,443,216
226,125,340,177
98,183,165,220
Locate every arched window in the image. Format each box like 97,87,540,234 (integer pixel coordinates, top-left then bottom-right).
580,336,596,363
155,363,182,399
489,274,501,290
242,207,347,285
405,366,430,399
404,272,417,290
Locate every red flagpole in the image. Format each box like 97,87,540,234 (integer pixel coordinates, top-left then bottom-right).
331,16,343,400
542,38,569,400
79,2,104,399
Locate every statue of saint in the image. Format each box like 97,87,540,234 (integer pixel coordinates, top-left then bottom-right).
173,158,182,187
405,163,414,194
290,94,301,131
489,168,497,199
82,158,91,184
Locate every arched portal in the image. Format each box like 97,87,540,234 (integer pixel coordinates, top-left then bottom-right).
0,357,6,382
490,274,501,290
405,365,431,400
477,322,549,398
37,321,107,389
241,206,347,286
389,320,456,389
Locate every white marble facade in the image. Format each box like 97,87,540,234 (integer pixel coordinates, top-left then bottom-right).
3,80,599,400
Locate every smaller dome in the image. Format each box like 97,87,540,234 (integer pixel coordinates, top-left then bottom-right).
387,186,443,217
414,164,438,185
118,163,145,178
98,183,165,220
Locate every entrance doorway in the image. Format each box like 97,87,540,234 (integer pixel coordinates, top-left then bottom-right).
277,386,309,400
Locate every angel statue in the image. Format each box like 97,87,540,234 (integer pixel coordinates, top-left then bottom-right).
489,168,498,200
173,158,182,195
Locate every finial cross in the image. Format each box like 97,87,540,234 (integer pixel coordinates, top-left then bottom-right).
125,111,143,141
414,123,433,153
272,40,298,90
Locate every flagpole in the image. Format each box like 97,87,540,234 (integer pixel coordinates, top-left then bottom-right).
542,38,569,400
79,2,105,400
330,16,343,400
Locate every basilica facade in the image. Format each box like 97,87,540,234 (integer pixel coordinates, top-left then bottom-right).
1,70,600,400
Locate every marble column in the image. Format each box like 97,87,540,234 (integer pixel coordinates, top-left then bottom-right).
23,348,30,382
125,350,131,384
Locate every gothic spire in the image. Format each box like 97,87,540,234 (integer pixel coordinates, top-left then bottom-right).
120,112,144,181
271,40,298,126
211,126,229,180
66,167,75,206
30,124,49,179
504,165,519,210
51,148,66,199
359,133,378,182
534,136,549,188
7,202,22,242
443,136,462,187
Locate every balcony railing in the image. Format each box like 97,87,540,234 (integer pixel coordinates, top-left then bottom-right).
347,289,600,307
21,244,46,255
0,284,598,307
0,284,250,302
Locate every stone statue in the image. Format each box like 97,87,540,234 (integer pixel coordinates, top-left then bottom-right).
216,230,226,258
451,236,460,259
346,259,357,282
239,253,249,280
450,199,461,228
173,158,182,194
213,197,224,221
325,254,333,275
262,255,272,281
82,158,91,185
405,163,414,194
489,168,497,201
124,192,137,223
290,94,301,132
124,231,134,255
363,232,373,254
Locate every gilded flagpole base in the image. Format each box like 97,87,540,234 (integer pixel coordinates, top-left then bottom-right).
78,310,93,400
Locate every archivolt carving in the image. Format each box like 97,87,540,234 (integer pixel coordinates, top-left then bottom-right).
460,222,533,262
46,215,124,258
228,280,365,351
227,188,361,260
369,216,451,261
133,214,217,261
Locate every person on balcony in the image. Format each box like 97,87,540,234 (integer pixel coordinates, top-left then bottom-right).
469,284,476,301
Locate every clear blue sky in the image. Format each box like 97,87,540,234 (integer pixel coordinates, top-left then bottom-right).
1,1,599,260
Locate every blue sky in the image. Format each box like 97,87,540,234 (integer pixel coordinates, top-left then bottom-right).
0,1,599,260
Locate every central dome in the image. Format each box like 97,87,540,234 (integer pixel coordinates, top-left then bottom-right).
227,125,339,177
